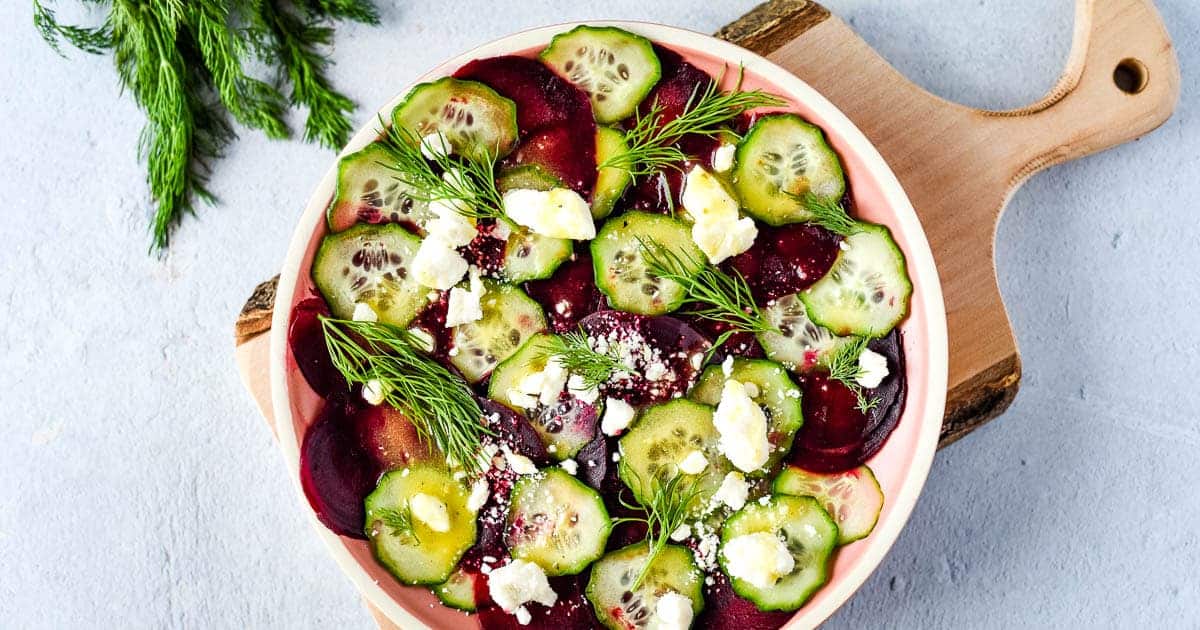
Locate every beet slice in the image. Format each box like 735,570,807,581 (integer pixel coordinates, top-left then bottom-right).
477,574,601,629
695,572,791,630
679,307,765,360
299,400,378,539
789,330,907,472
504,124,597,195
481,399,550,461
579,310,711,406
352,405,430,470
454,55,593,134
726,223,842,304
574,436,609,491
289,297,346,397
524,250,606,333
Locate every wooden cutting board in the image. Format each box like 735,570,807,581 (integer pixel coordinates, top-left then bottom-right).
234,0,1178,625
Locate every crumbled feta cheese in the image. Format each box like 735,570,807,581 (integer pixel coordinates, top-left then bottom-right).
612,452,621,462
655,591,695,630
711,143,736,173
644,361,667,381
694,527,720,571
514,606,532,625
467,477,489,513
722,532,795,589
683,165,757,264
743,381,760,398
426,199,477,248
409,493,451,532
362,379,388,406
721,355,735,377
412,236,469,290
352,302,378,322
507,389,540,410
406,328,435,353
419,131,452,160
712,379,771,473
501,445,539,476
445,268,486,327
560,459,578,475
669,523,692,542
492,219,512,241
502,188,596,240
856,347,890,389
488,559,558,613
678,450,708,475
538,358,570,406
712,472,749,511
567,375,600,404
601,397,636,436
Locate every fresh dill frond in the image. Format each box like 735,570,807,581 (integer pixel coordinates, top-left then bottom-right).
33,0,112,55
547,328,624,390
823,336,881,413
321,317,493,473
639,237,776,355
601,68,785,177
798,193,861,237
376,506,419,542
613,473,702,590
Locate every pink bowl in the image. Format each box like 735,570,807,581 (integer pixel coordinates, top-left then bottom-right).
270,21,948,629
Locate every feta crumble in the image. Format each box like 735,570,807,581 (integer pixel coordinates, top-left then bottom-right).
678,450,708,475
444,268,486,327
600,397,636,436
351,302,378,322
501,445,539,476
682,165,757,264
712,471,749,511
722,532,795,589
712,379,771,473
711,143,736,172
412,236,469,290
361,379,388,406
488,559,557,614
467,477,489,513
409,493,450,532
419,131,452,160
655,591,695,630
856,347,889,388
560,459,578,475
567,374,600,404
502,188,596,240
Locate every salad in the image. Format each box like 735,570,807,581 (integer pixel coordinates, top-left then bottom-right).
290,25,913,629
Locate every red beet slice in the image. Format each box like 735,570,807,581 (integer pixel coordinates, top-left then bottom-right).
289,297,346,397
789,330,907,472
726,223,842,304
574,435,609,492
524,250,606,333
680,307,765,360
504,124,597,194
299,401,378,539
454,55,593,134
481,399,550,461
462,221,508,279
696,572,791,630
408,292,454,363
579,310,711,406
352,405,430,470
477,575,601,629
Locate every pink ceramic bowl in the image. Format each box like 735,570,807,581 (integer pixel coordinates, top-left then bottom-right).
270,21,948,629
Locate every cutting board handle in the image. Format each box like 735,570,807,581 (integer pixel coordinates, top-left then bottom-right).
997,0,1180,180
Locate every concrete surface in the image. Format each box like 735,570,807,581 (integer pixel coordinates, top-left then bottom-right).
1,0,1197,628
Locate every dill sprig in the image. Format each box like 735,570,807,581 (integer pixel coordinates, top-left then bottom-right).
380,125,514,228
33,0,377,251
614,473,702,590
321,317,493,473
798,193,861,237
376,505,419,543
639,236,776,353
547,329,624,390
823,336,881,413
600,69,785,177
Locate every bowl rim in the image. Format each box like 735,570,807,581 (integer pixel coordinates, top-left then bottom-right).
269,19,948,629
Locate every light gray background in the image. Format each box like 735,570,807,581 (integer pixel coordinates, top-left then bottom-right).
1,0,1196,628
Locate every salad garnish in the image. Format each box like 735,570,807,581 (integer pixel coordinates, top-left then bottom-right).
614,472,702,589
822,335,882,413
546,328,624,390
376,505,420,543
800,193,862,237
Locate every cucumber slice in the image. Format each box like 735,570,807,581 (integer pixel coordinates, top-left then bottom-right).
689,358,804,476
326,141,435,233
433,566,482,611
540,25,662,124
719,495,838,612
496,164,563,192
312,223,428,327
800,223,912,337
592,126,633,220
364,465,477,585
617,399,733,514
773,465,883,545
757,293,853,371
495,166,574,282
586,542,705,630
506,467,612,575
734,114,846,225
488,333,601,460
392,77,519,161
592,212,703,315
449,281,547,383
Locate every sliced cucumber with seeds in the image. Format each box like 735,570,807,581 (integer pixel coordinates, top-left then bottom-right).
586,542,704,630
734,114,846,225
433,566,482,611
592,212,703,315
364,465,477,585
495,166,574,282
392,77,519,161
618,399,732,514
801,223,911,337
488,333,601,460
774,465,883,545
592,126,633,220
449,281,547,383
312,223,428,327
689,358,804,477
719,495,838,612
506,467,612,575
541,25,662,124
758,293,853,371
327,141,434,233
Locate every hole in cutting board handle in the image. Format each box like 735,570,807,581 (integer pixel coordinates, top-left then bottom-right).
1113,58,1149,94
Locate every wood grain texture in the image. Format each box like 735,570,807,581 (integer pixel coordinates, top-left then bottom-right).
234,0,1179,448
